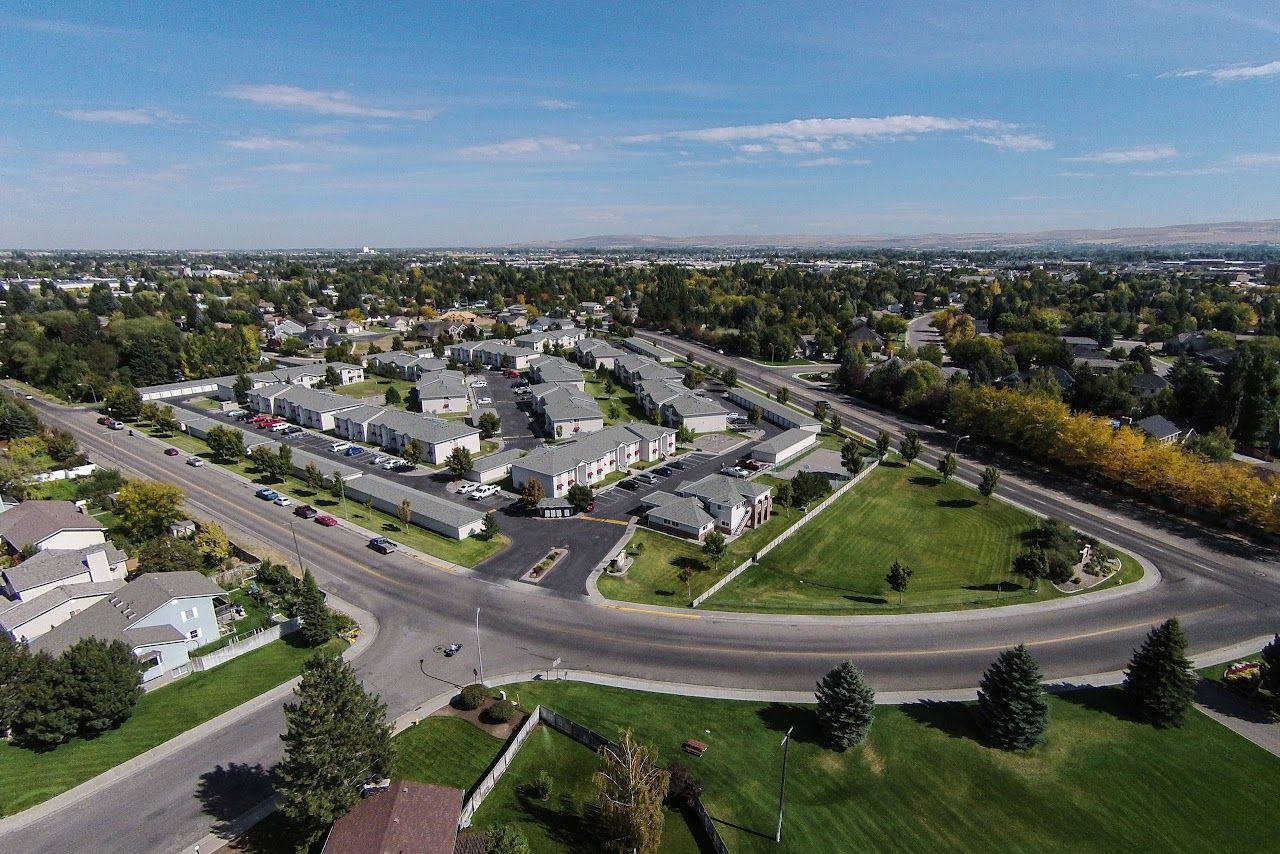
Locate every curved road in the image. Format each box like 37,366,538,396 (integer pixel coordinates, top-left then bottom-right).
3,383,1277,853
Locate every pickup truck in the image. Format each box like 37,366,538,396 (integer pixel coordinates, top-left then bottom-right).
368,537,398,554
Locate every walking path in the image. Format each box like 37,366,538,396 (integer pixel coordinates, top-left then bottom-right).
1193,679,1280,758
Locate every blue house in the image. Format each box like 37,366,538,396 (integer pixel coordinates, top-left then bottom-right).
31,571,224,683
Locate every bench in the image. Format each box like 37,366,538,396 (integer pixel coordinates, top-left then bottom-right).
682,739,708,757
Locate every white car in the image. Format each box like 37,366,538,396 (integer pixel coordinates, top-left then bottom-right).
471,380,488,388
722,466,752,479
269,422,291,432
329,442,351,453
476,397,493,405
186,457,205,467
456,481,478,494
273,495,291,506
371,454,389,466
381,460,398,470
469,484,500,500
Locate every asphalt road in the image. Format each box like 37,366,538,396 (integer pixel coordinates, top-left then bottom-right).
4,377,1278,852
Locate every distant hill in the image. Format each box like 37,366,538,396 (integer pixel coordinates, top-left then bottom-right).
508,219,1280,250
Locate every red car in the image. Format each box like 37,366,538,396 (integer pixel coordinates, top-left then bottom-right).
503,369,521,378
97,416,113,426
164,447,180,457
315,515,338,527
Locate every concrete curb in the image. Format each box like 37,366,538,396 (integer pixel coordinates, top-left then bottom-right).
0,592,377,841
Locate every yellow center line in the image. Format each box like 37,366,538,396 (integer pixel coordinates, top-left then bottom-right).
604,605,701,620
578,516,629,526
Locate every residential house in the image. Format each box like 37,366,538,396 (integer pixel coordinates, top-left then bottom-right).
1134,414,1193,445
0,544,130,642
575,338,628,371
528,355,585,389
846,325,884,351
634,378,728,433
643,473,773,540
322,781,464,854
613,354,682,389
331,407,481,463
413,372,469,415
511,423,676,498
245,384,362,431
1130,373,1171,400
0,500,106,554
30,571,225,683
531,383,604,438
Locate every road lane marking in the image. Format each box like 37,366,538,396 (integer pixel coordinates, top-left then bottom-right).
578,516,629,526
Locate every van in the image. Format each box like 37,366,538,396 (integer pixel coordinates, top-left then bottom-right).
330,441,351,453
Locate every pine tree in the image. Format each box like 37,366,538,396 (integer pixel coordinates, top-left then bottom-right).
815,661,876,749
60,638,145,738
1262,634,1280,698
0,634,31,734
1123,618,1196,728
295,569,335,647
11,651,79,749
976,644,1048,750
277,654,393,849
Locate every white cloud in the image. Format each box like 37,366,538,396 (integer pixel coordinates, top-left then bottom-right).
1212,60,1280,80
1131,166,1228,177
58,108,168,125
633,115,1012,147
1055,171,1099,178
1232,152,1280,167
221,84,434,119
1063,145,1178,164
224,135,303,151
53,150,127,167
249,162,328,174
537,99,573,110
796,157,870,167
971,133,1055,152
458,136,583,159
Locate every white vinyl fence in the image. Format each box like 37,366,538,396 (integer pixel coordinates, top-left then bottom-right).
189,618,300,672
30,463,98,483
457,702,543,827
690,456,878,607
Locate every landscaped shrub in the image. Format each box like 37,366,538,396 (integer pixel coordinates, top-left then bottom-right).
457,683,488,711
521,770,553,800
483,698,516,724
666,762,704,808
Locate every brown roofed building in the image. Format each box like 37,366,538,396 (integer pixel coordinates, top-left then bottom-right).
322,781,464,854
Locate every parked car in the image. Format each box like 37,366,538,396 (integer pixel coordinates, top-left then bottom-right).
294,504,318,519
476,397,493,405
618,479,640,491
97,416,113,426
635,472,660,485
164,447,180,457
722,466,751,479
186,457,205,467
471,379,488,388
380,459,398,470
315,514,338,527
368,537,397,554
654,466,673,477
282,426,303,435
442,642,462,657
470,484,500,500
669,459,687,470
503,369,521,378
273,495,291,506
255,488,279,501
269,423,291,433
391,463,416,473
343,446,363,457
330,441,351,453
456,481,478,494
223,409,244,418
371,454,389,466
108,421,125,431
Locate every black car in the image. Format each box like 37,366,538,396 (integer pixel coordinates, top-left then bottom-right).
368,537,397,554
655,466,673,477
618,479,641,491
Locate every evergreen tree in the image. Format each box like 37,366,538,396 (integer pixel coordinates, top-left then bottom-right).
59,637,144,738
406,386,423,412
295,569,335,647
482,513,500,539
0,634,31,734
277,654,393,849
1261,634,1280,697
11,651,77,749
384,385,402,406
1123,618,1196,728
815,661,876,749
841,440,865,477
976,645,1048,750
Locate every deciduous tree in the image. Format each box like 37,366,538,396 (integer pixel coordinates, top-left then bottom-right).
899,430,921,464
522,478,545,509
937,451,957,483
875,429,891,459
594,728,669,854
841,439,864,478
116,480,185,539
445,446,473,477
701,530,727,571
402,439,424,466
978,465,1001,502
885,560,913,605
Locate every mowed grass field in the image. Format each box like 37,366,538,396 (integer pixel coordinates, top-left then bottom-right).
706,459,1138,614
511,681,1280,854
392,716,504,791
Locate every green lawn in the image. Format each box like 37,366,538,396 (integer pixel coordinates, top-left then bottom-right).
162,432,508,567
596,502,803,605
29,478,80,501
331,376,416,402
393,716,505,791
585,379,647,425
0,636,345,817
704,459,1138,614
469,723,701,854
509,681,1280,854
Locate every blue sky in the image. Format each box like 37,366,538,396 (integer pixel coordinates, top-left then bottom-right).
1,1,1279,247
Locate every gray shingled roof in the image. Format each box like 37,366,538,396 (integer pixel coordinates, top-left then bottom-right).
1134,414,1184,440
2,543,125,593
374,410,479,445
677,473,771,505
0,580,121,634
276,385,363,413
30,571,224,656
647,496,713,529
469,448,525,473
753,428,817,456
0,501,104,550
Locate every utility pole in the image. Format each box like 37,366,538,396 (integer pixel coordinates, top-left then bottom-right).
475,606,485,684
775,726,794,843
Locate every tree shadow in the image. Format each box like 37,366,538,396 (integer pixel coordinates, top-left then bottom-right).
881,460,907,469
1051,686,1143,723
937,498,977,509
844,594,888,604
755,703,822,745
196,762,275,835
909,475,941,487
964,581,1019,593
511,793,602,853
671,556,707,572
899,700,979,742
1193,679,1278,725
655,589,675,597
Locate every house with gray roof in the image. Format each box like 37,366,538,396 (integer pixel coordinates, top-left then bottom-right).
413,371,469,415
575,338,628,371
31,571,225,683
671,473,773,536
634,378,728,433
644,496,715,541
529,356,585,389
333,408,481,463
619,337,677,363
1134,414,1193,444
510,423,676,498
613,355,683,389
0,500,106,554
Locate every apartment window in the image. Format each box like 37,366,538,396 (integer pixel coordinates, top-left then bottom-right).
188,628,202,641
181,606,198,622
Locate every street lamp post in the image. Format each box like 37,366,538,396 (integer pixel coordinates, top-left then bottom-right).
954,434,970,454
775,726,794,843
475,607,485,685
289,520,305,574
